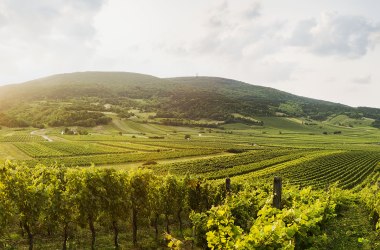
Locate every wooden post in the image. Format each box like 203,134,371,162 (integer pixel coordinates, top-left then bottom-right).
273,176,282,209
226,177,231,193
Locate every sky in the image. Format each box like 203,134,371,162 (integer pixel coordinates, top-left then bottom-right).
0,0,379,108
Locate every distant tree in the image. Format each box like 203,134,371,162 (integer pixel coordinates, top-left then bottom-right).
77,129,88,135
372,119,380,128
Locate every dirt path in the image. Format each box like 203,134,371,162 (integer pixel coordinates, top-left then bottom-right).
31,129,54,142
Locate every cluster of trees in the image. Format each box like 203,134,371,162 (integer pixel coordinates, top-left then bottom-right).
0,106,112,128
158,119,220,128
62,127,89,135
48,110,111,127
372,119,380,129
357,107,380,120
153,91,277,120
117,110,135,118
0,98,116,129
224,116,264,126
0,163,229,249
0,113,29,128
278,102,303,116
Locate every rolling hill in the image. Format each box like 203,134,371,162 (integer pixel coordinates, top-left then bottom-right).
0,71,379,128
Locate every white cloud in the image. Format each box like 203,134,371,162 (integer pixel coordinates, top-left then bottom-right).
289,19,316,46
352,75,371,84
0,0,106,83
244,2,261,20
0,0,379,108
289,12,380,58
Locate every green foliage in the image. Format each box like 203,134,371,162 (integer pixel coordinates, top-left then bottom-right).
206,205,244,249
190,186,336,250
1,162,49,249
0,161,377,249
3,103,112,128
225,148,246,153
0,113,28,127
372,119,380,128
279,102,303,116
360,179,380,234
0,175,12,240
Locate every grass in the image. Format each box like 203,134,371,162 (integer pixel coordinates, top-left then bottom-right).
0,143,32,161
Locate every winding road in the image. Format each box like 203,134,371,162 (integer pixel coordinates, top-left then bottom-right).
30,129,54,142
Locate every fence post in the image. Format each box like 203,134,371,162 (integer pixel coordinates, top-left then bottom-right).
273,176,282,209
226,177,231,194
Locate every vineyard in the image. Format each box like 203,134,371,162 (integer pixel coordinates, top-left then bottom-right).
1,119,380,249
1,126,380,189
0,163,379,249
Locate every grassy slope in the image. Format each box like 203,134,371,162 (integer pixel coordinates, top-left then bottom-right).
327,114,374,127
0,72,365,121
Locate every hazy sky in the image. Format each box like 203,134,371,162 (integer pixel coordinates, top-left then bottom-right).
0,0,379,108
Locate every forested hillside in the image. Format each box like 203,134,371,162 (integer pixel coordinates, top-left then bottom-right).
0,72,379,128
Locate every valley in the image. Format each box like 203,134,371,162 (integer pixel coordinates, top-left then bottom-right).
0,72,379,249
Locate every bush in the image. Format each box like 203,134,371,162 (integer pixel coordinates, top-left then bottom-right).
149,136,165,139
226,148,246,154
142,161,158,166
